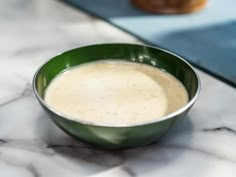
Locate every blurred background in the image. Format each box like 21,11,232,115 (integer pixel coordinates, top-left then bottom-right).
65,0,236,87
1,0,236,87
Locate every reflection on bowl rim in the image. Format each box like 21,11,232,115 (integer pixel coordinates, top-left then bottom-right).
33,43,201,128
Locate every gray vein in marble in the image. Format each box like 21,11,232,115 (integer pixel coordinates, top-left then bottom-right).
0,155,40,177
0,82,32,107
46,142,125,167
121,165,136,177
0,139,54,156
46,138,236,167
202,126,236,135
0,139,7,144
0,96,24,107
27,164,41,177
13,46,44,56
0,138,123,169
46,143,90,149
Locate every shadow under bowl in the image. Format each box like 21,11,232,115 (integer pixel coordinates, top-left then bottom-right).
33,43,200,150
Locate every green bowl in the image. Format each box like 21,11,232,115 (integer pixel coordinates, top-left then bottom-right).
33,43,200,149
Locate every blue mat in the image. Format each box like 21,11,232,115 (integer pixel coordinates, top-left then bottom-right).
66,0,236,86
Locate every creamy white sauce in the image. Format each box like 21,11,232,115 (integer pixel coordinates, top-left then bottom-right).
44,60,188,126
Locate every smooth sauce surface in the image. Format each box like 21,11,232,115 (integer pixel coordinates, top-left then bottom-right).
44,60,188,126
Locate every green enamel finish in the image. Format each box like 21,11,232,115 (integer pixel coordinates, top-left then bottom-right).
33,43,200,149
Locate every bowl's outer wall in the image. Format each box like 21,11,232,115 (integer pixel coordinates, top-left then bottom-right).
34,44,199,149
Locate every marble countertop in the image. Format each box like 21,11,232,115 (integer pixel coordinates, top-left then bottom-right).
1,0,236,176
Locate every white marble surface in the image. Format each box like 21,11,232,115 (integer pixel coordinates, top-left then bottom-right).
1,0,236,176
